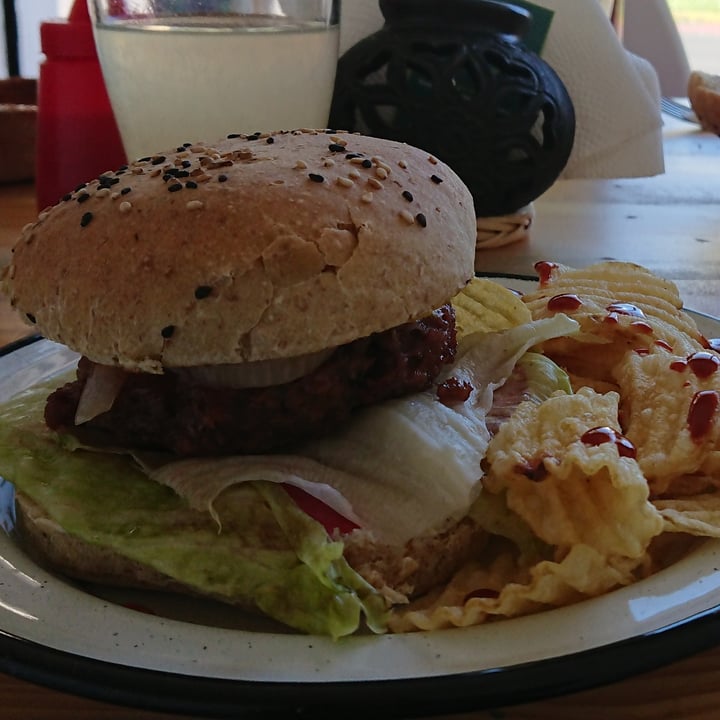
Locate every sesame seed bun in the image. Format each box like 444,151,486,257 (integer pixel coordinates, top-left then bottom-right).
4,130,476,372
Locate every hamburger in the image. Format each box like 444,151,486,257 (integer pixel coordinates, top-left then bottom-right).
0,129,573,637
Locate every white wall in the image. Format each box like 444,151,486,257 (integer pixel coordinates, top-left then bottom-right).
2,0,73,78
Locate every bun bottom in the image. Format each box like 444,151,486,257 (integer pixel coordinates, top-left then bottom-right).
14,491,485,623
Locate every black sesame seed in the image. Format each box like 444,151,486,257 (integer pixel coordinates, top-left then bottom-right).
161,325,175,339
185,181,198,189
74,182,87,191
80,211,93,227
402,190,414,202
176,170,190,178
194,285,212,300
227,133,242,139
168,183,183,192
183,142,192,147
181,160,192,168
77,192,90,203
308,173,325,183
98,175,120,187
328,143,345,153
62,193,72,202
138,156,152,162
176,146,186,152
266,137,275,144
430,174,443,184
151,155,167,165
116,165,128,172
361,159,372,168
218,174,228,183
345,153,362,160
26,313,36,324
415,213,427,227
121,187,132,195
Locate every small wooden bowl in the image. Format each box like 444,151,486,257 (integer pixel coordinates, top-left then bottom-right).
0,78,37,183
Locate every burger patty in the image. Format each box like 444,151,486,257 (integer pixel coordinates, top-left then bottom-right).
45,305,457,456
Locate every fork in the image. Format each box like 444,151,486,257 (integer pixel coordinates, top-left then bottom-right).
660,97,699,124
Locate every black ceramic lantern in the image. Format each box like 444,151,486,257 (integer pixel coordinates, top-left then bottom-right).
329,0,576,217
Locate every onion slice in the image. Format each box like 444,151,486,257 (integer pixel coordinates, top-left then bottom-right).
74,364,128,425
173,348,335,389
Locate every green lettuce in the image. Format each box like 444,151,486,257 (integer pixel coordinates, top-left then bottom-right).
0,383,388,638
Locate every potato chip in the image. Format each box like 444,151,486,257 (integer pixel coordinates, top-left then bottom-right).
452,277,531,338
389,542,643,632
484,387,663,557
614,351,720,494
521,262,706,385
653,495,720,537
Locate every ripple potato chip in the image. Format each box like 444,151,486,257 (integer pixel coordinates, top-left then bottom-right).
452,277,531,338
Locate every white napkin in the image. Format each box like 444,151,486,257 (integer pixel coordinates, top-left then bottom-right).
339,0,664,180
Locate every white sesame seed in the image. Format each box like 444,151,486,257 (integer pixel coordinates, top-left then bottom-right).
367,177,383,190
21,222,34,234
428,155,438,165
399,209,415,224
111,191,121,200
37,211,50,222
7,264,15,280
190,145,206,153
295,160,308,169
336,176,354,188
149,168,162,177
96,188,111,198
119,201,132,213
398,159,408,169
350,157,367,165
361,192,374,203
375,167,388,180
323,158,336,168
330,136,348,146
132,167,144,175
196,173,212,183
186,199,205,211
348,169,361,180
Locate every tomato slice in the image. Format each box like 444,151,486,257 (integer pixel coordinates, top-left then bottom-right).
283,484,360,536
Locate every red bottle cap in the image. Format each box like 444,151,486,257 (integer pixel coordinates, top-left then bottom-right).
40,0,98,60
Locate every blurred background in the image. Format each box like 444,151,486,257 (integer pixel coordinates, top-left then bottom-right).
1,1,719,88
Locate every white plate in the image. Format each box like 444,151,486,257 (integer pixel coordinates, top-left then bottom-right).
1,282,720,717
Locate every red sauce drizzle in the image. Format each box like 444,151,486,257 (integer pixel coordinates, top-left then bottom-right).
670,359,688,372
516,459,549,482
634,348,650,356
630,320,653,335
606,303,646,318
283,485,360,535
547,293,583,312
688,390,719,441
687,351,720,379
655,340,673,352
604,312,620,325
437,377,473,405
580,426,637,459
535,260,559,286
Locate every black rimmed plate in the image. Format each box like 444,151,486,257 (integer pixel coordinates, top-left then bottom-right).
1,279,720,719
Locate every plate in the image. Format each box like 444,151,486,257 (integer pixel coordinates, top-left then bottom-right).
2,284,720,718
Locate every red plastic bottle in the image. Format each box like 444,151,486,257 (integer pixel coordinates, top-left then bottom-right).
35,0,127,210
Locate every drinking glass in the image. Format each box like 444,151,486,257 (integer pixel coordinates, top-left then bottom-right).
88,0,340,160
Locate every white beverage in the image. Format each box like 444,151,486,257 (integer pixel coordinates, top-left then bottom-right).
94,17,340,160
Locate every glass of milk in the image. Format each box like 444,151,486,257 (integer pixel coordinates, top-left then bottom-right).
88,1,341,161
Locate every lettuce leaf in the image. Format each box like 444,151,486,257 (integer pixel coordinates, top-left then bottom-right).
0,383,387,637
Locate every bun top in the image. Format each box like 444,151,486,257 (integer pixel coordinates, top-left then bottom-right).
4,130,476,372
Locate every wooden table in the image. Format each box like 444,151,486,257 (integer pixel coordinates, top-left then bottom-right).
0,117,718,719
